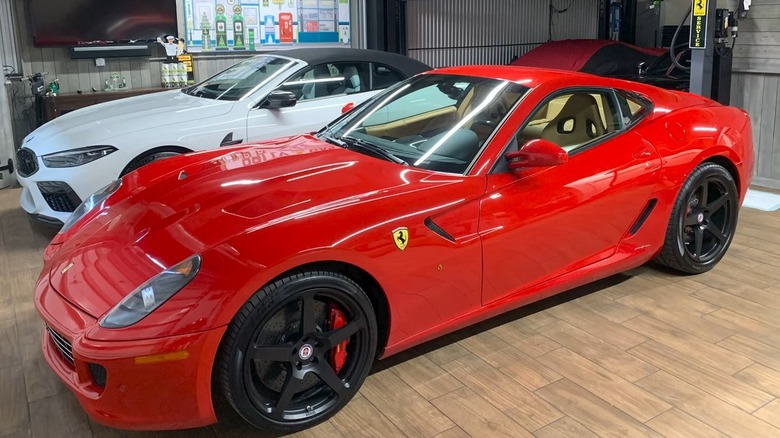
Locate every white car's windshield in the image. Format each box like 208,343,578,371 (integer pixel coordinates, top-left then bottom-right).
320,74,529,174
185,56,295,101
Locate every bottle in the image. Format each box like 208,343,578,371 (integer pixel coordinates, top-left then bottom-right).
48,78,60,96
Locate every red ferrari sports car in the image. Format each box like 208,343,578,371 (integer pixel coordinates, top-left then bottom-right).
35,66,753,432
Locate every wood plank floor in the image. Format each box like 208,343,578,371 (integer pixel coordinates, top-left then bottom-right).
2,186,780,438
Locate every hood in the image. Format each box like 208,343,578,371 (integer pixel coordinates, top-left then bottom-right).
23,90,234,155
47,135,466,318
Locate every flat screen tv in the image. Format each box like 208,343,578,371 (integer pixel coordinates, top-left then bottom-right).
31,0,177,47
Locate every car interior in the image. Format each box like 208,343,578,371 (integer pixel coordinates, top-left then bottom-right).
285,62,370,100
518,92,621,152
344,79,527,173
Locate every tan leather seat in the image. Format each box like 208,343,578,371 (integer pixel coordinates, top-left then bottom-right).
541,94,606,150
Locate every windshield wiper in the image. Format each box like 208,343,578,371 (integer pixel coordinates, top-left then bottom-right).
341,136,408,165
318,133,348,148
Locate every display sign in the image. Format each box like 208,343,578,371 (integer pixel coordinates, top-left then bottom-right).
689,0,708,49
183,0,351,52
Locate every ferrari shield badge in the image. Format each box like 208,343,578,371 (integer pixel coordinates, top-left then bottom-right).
393,227,409,251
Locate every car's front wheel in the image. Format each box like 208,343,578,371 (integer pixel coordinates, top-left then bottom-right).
656,162,739,274
217,271,377,432
120,148,186,176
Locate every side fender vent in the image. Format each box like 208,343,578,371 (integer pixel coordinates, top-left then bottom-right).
629,199,658,236
424,217,456,243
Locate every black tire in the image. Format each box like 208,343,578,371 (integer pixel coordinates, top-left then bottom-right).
120,148,185,177
656,162,739,274
217,271,377,432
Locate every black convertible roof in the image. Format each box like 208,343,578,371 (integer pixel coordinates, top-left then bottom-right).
259,47,431,75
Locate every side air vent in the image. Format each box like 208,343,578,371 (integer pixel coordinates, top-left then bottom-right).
629,199,658,236
424,217,456,243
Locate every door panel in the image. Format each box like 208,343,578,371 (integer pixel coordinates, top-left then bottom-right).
480,130,661,304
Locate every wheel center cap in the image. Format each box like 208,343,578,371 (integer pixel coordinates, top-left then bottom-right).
299,344,314,360
697,212,705,224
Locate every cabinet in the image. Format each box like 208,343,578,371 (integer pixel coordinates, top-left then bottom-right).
41,88,168,123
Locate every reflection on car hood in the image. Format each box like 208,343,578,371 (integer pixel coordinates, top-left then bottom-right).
22,90,234,155
47,134,467,319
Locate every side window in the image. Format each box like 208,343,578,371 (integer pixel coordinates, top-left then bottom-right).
517,90,621,153
616,90,652,126
371,63,406,90
280,62,369,101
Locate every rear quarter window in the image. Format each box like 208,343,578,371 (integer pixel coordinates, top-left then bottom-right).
617,90,652,126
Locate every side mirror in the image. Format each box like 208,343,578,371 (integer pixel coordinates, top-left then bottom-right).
261,90,297,109
505,139,568,170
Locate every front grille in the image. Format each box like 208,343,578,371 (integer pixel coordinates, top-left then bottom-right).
37,181,81,213
46,325,74,366
16,148,38,177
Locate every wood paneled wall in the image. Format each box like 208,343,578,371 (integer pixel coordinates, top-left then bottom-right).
729,0,780,189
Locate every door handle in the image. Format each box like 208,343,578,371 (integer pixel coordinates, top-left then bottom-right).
633,145,655,160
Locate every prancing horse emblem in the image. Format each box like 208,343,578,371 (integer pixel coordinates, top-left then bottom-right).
393,227,409,251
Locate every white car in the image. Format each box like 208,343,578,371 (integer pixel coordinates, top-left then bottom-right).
15,48,429,226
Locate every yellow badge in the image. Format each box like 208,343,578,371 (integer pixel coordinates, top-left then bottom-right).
61,262,74,274
392,227,409,251
693,0,707,17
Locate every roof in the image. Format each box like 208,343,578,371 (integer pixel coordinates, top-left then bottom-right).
258,47,431,76
425,65,679,98
428,65,597,88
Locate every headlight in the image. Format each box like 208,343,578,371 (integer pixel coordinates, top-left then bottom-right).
59,179,121,233
100,255,202,329
42,145,117,168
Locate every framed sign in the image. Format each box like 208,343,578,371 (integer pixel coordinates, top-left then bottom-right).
183,0,351,52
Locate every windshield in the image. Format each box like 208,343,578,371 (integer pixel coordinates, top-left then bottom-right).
320,74,529,174
185,56,295,101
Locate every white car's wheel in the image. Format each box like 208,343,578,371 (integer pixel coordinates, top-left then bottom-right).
120,148,188,176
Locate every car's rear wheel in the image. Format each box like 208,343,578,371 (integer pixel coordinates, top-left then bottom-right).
656,162,738,274
217,271,377,432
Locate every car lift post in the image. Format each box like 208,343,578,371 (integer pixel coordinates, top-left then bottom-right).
688,0,718,99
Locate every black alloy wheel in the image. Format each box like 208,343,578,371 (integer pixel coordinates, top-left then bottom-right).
657,163,739,274
218,271,377,432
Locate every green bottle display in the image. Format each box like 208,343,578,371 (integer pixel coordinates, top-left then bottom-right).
201,12,211,50
248,28,256,50
232,4,246,50
215,4,228,50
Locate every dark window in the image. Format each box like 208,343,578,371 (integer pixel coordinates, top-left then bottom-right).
371,63,406,90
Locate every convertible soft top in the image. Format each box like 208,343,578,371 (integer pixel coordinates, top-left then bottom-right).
260,47,431,76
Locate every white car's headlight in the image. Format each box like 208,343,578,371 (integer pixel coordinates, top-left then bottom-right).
60,179,121,233
100,255,202,329
42,145,117,168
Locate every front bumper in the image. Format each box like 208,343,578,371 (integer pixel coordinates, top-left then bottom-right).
17,148,131,225
35,273,226,430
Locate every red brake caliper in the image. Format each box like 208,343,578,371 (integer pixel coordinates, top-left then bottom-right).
328,304,349,373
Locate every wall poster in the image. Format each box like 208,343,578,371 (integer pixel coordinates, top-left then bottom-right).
184,0,351,51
